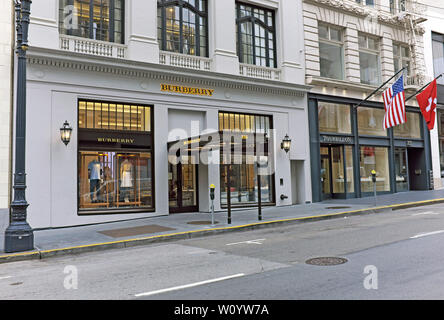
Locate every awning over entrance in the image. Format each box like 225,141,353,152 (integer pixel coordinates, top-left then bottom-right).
167,131,270,155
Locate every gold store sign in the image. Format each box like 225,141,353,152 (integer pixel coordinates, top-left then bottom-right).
97,137,135,144
161,84,215,97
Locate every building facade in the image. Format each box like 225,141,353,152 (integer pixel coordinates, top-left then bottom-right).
421,0,444,189
24,0,310,229
303,0,431,202
0,1,14,241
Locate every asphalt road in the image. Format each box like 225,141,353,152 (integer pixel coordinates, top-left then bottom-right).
1,204,444,300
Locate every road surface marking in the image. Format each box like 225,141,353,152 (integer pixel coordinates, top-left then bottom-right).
226,239,266,246
410,230,444,239
411,211,441,216
134,273,245,297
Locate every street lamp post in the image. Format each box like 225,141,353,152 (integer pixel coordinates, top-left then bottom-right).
4,0,34,253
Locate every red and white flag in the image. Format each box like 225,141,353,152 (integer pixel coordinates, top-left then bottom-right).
382,75,406,129
416,79,437,131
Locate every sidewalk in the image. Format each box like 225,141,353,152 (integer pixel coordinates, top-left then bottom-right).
1,189,444,263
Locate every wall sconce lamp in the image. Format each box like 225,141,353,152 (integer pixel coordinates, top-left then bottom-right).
60,120,72,146
281,134,291,153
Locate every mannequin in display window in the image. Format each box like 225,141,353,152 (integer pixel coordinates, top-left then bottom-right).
88,159,103,203
120,157,134,203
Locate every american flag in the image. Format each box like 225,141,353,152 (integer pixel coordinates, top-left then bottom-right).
382,75,406,129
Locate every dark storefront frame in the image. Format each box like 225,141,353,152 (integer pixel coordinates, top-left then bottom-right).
309,93,432,203
77,99,155,215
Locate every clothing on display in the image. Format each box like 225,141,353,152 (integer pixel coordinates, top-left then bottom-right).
120,159,134,202
88,160,102,202
120,159,134,188
89,178,101,202
88,160,102,180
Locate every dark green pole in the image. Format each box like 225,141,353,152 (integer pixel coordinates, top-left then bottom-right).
4,0,34,253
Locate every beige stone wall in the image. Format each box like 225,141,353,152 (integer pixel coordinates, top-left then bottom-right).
303,0,427,100
0,0,12,209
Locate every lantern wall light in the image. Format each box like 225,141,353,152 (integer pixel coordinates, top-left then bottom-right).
281,134,291,153
60,120,72,146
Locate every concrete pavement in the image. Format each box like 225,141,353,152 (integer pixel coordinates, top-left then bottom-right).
1,189,444,263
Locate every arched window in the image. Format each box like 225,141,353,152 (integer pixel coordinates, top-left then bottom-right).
236,2,276,68
59,0,124,44
157,0,208,57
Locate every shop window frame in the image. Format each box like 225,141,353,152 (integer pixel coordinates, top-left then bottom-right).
77,99,155,215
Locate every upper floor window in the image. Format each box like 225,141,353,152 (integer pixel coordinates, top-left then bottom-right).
359,33,381,86
59,0,124,44
236,2,276,68
393,43,411,76
318,24,344,80
432,32,444,85
356,0,375,7
157,0,208,57
390,0,406,13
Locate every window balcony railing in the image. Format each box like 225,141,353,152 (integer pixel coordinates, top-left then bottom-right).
405,73,432,89
390,0,427,16
239,63,282,81
159,51,212,71
59,35,127,59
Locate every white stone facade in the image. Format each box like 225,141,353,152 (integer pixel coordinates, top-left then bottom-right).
23,0,311,228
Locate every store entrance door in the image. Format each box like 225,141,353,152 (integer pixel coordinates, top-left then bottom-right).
394,148,409,192
320,145,354,200
168,155,198,213
407,148,427,190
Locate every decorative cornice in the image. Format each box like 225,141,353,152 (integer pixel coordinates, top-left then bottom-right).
304,0,426,34
26,47,311,97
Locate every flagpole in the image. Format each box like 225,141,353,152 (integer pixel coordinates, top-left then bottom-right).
405,73,444,103
355,67,406,108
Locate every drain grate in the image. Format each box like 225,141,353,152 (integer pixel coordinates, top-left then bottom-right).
187,220,219,225
305,257,348,266
325,206,351,210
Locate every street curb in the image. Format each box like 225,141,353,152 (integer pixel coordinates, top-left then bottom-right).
1,197,444,264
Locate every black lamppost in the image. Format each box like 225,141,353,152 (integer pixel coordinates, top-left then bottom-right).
4,0,33,253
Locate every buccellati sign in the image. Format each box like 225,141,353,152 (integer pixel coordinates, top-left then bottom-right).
320,135,353,144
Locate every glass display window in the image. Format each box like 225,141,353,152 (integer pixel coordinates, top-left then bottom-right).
359,146,390,192
318,102,351,134
78,151,153,212
78,100,154,214
357,107,387,136
218,111,274,206
393,112,421,139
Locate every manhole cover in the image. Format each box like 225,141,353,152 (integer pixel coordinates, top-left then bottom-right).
325,206,351,209
305,257,348,266
187,221,219,225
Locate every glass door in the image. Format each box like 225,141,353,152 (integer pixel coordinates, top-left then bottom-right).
395,148,409,192
320,147,331,200
168,155,198,213
320,145,353,199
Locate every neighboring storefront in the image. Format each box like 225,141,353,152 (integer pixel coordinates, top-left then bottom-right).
308,94,432,202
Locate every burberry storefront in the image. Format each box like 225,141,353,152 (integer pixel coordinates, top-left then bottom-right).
308,94,433,202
